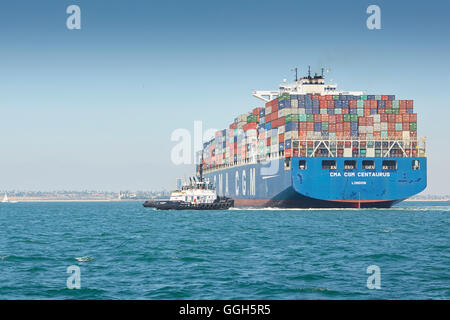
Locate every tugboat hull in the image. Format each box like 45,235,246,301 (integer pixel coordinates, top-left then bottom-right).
143,198,234,210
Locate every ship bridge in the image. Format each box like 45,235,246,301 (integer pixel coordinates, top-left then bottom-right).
252,68,364,102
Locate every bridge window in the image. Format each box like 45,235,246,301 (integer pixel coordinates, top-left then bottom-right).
344,160,356,169
412,160,420,170
322,160,336,170
382,160,397,170
299,160,307,170
362,160,375,170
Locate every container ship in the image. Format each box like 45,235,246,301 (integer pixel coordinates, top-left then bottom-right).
197,69,427,208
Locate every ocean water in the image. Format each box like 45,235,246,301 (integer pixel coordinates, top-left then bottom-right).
0,201,449,300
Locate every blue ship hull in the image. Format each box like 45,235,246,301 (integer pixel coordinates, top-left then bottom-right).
203,157,427,208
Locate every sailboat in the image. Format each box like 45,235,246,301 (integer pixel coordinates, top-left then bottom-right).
2,193,18,203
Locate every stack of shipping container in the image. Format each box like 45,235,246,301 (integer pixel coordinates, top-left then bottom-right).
202,93,418,169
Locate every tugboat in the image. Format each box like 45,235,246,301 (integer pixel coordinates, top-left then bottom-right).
143,162,234,210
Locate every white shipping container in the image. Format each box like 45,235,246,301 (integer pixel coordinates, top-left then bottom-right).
278,126,285,134
344,148,352,157
381,122,388,131
291,99,298,108
271,144,279,153
266,106,272,114
374,123,381,131
402,131,410,139
285,131,292,140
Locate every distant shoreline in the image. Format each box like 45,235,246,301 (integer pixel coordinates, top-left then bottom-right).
4,199,449,203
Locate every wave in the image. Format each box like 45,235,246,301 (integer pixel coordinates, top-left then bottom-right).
75,256,94,262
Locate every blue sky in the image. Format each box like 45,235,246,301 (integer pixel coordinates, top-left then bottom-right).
0,0,449,194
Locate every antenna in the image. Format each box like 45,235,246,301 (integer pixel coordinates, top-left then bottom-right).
199,150,204,182
321,68,324,77
291,67,298,81
308,65,311,78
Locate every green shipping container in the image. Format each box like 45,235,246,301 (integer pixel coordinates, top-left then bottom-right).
361,95,368,100
306,114,314,122
322,122,329,130
299,114,307,122
410,122,417,131
343,114,351,122
333,95,339,100
350,114,358,122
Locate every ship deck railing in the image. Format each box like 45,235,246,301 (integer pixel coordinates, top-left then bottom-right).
201,137,426,174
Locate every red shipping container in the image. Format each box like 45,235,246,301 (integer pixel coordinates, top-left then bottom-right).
367,117,374,126
382,95,388,100
359,133,366,139
374,132,381,139
403,122,409,130
388,114,396,122
406,100,414,108
388,123,395,131
298,130,307,139
344,122,351,130
321,114,329,122
364,109,371,116
370,100,377,107
378,108,385,114
285,148,292,157
329,115,336,124
399,100,407,108
410,131,417,138
349,100,357,108
336,114,343,122
229,123,237,130
385,100,392,108
381,114,388,122
329,124,336,132
252,107,262,116
307,122,314,131
266,137,271,146
244,122,257,131
410,113,417,121
402,114,410,122
364,100,371,108
395,115,403,122
336,123,343,131
312,94,320,100
314,114,321,122
341,108,349,114
358,117,366,125
299,122,307,130
279,133,284,143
